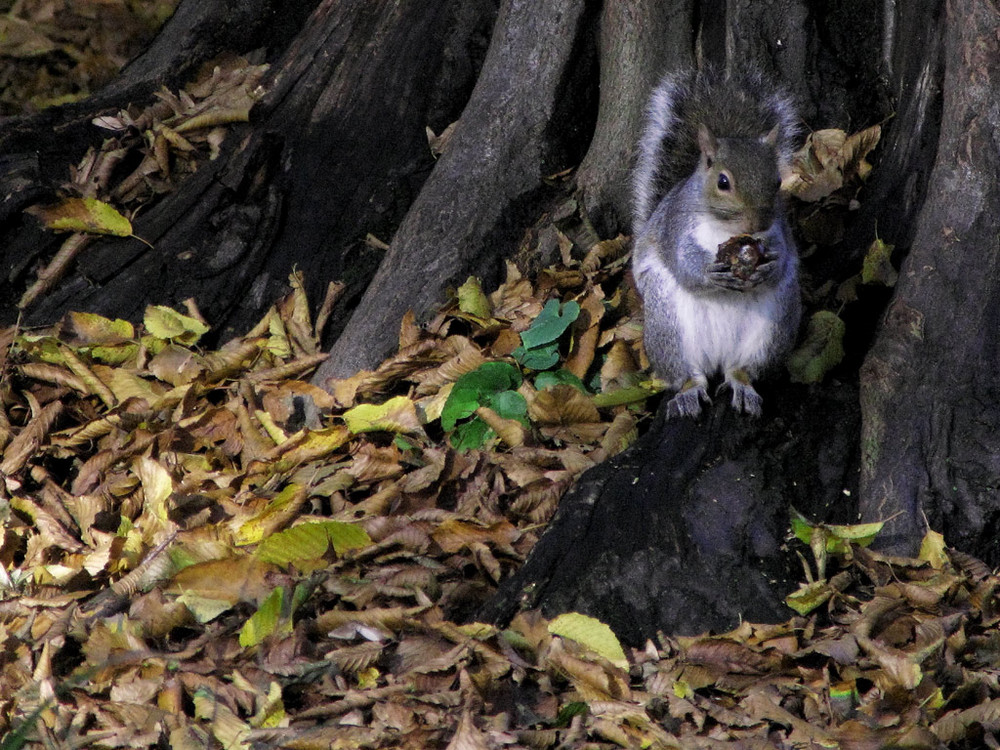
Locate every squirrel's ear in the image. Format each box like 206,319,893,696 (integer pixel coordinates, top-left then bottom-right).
761,124,780,147
697,124,718,161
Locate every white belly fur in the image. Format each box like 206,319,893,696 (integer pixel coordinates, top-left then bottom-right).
673,285,779,376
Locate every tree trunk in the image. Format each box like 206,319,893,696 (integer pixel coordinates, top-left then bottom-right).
2,0,498,346
312,0,598,383
859,0,1000,556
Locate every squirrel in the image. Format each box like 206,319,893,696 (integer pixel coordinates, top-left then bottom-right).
631,66,801,419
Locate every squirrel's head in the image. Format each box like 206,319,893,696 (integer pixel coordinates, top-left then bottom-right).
697,124,783,234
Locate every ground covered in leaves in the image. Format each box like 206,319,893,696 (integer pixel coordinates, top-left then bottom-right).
3,252,1000,749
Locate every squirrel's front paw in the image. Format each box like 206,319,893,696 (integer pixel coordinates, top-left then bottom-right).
706,262,755,292
746,258,779,286
718,377,762,417
666,384,710,419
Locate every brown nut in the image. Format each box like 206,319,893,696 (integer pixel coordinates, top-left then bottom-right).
716,234,767,280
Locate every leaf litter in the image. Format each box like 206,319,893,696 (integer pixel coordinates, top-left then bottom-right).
6,39,981,747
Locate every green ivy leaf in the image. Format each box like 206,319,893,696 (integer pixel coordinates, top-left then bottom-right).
451,416,493,451
512,342,560,370
441,362,521,431
534,368,587,392
487,389,528,422
519,299,580,349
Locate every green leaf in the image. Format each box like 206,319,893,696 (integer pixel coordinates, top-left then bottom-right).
534,368,587,392
548,612,628,669
143,305,211,345
487,389,528,422
512,342,560,370
240,587,286,647
256,521,372,566
520,299,580,349
394,435,416,451
327,521,372,555
256,524,331,565
825,521,884,550
451,417,493,451
789,514,817,546
554,702,589,728
790,511,883,555
787,310,845,384
441,362,521,431
861,236,898,287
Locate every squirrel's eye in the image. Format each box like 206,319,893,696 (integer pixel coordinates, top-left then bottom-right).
717,173,731,191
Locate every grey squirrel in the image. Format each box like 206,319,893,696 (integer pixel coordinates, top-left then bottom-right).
632,66,801,418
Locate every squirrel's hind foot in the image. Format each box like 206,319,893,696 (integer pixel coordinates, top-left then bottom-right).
666,381,711,419
718,372,762,417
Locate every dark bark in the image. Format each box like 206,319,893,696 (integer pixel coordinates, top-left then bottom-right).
480,384,862,643
4,0,497,345
0,0,320,206
312,0,599,383
572,0,694,234
859,0,1000,558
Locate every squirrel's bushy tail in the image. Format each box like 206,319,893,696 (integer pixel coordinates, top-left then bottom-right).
632,66,798,230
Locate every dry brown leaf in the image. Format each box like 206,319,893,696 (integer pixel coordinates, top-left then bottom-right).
432,518,518,555
147,345,206,386
169,557,281,606
546,641,630,702
1,400,63,476
397,448,448,493
528,384,600,426
475,406,527,448
563,286,605,379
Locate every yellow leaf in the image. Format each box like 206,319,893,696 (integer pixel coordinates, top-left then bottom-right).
457,276,492,319
548,612,628,669
67,312,135,343
919,529,948,569
26,197,132,236
93,365,166,405
267,312,291,359
234,484,308,545
135,456,173,521
343,395,426,436
271,426,351,468
143,305,211,344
